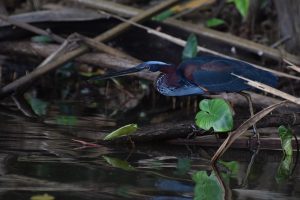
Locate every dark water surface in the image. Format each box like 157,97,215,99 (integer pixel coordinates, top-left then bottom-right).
0,107,300,200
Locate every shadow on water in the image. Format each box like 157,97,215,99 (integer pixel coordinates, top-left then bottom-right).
0,106,300,200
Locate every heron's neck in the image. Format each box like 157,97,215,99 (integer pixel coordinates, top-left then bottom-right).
159,65,176,74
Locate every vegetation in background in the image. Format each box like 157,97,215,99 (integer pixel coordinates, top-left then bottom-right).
276,125,294,183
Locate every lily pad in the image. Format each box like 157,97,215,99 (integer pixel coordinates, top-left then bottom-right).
195,99,233,132
103,124,138,141
193,171,223,200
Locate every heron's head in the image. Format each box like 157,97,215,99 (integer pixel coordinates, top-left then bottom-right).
88,61,173,81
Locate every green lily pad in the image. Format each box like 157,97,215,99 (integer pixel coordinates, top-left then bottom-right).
193,171,223,200
103,124,138,141
195,99,233,132
182,33,198,60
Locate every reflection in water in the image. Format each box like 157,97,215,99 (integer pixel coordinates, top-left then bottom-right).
0,108,300,200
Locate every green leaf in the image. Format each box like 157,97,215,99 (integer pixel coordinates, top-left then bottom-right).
219,160,239,178
103,156,136,171
205,18,225,27
182,34,198,60
31,194,55,200
195,99,233,132
25,94,49,116
103,124,138,141
152,10,174,21
192,171,223,200
231,0,249,19
278,125,293,156
275,154,293,183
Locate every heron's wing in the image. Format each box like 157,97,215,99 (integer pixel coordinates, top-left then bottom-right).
181,58,277,93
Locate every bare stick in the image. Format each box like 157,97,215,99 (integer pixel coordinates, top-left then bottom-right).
232,73,300,105
72,0,300,65
0,0,180,98
284,59,300,73
0,14,64,43
100,11,300,81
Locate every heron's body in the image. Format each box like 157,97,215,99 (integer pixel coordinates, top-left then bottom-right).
155,56,277,96
89,56,278,96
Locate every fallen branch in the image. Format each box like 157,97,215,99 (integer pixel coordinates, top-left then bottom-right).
72,0,300,65
0,0,179,99
0,41,157,80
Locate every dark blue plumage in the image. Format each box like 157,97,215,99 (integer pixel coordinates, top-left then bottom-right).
89,56,278,97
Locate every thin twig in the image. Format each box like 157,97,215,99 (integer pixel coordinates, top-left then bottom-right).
99,11,300,81
283,59,300,73
232,73,300,105
0,14,64,43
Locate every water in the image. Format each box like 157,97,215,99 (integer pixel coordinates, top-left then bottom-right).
0,104,300,200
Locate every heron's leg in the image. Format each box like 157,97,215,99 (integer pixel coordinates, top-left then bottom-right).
239,92,259,143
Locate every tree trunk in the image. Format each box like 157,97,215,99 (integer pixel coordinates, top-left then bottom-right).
274,0,300,54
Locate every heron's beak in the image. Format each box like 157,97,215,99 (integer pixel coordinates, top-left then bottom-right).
88,67,143,81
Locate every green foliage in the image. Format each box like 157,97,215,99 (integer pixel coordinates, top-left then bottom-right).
228,0,249,19
193,171,223,200
152,10,174,21
25,94,49,116
278,125,293,156
276,125,294,183
103,156,136,171
219,160,239,178
195,99,233,132
56,115,78,126
205,18,225,27
31,35,53,43
276,155,293,183
103,124,138,141
182,34,198,60
30,194,55,200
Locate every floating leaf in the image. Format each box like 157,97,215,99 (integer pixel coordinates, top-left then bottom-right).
195,99,233,132
205,18,225,27
278,125,293,156
182,34,198,60
103,124,138,141
25,94,49,116
30,194,55,200
103,156,136,171
31,35,53,43
193,171,223,200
